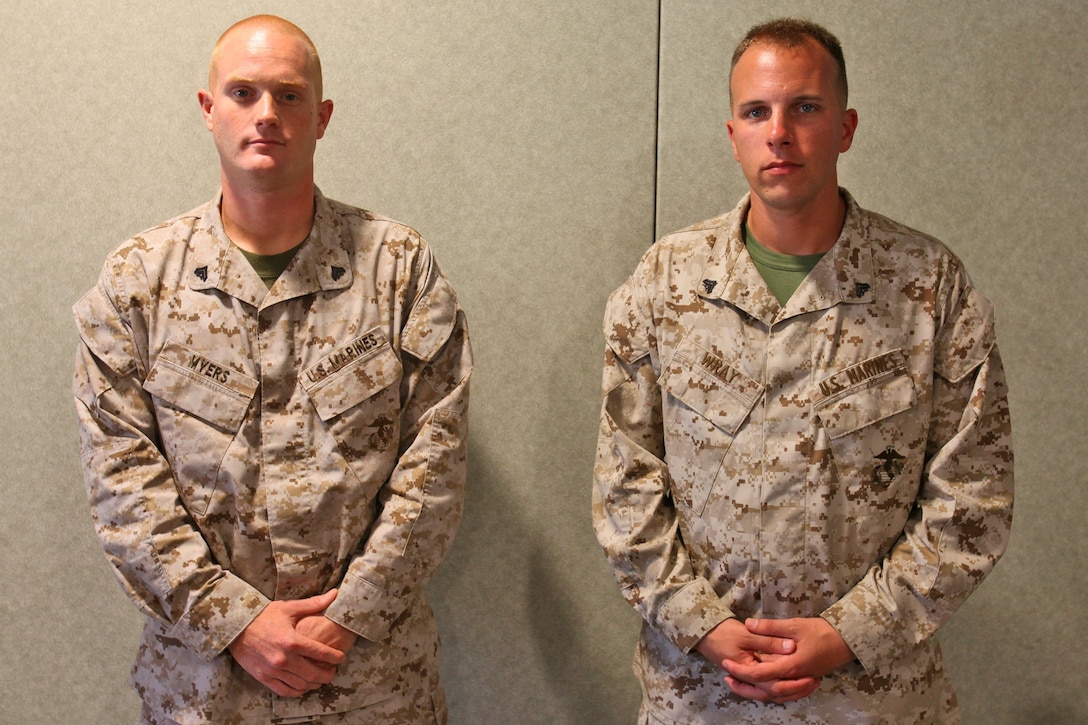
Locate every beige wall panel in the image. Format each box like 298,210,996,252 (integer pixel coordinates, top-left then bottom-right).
657,1,1088,723
1,1,656,722
11,1,1076,722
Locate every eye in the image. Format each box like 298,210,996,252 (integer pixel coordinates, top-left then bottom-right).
798,103,817,113
745,107,767,120
230,87,252,100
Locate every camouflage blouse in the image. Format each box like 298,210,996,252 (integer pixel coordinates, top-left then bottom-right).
74,189,471,723
594,190,1012,723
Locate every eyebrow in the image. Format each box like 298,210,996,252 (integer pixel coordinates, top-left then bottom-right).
224,76,310,90
735,93,827,111
739,93,826,105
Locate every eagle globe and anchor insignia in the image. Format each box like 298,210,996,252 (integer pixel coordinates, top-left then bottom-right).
872,446,905,485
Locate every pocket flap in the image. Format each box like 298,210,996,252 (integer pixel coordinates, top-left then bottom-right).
813,351,917,439
302,329,402,421
401,274,458,363
660,339,763,435
143,341,257,431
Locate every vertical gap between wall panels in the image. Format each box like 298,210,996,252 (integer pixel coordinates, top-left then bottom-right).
652,0,662,246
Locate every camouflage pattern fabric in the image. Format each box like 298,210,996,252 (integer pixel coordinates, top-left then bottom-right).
593,190,1013,723
74,188,471,724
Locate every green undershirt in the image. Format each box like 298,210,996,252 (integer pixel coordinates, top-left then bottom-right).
744,224,825,306
239,242,305,290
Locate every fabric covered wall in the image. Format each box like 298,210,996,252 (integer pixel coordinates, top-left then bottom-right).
1,2,1082,722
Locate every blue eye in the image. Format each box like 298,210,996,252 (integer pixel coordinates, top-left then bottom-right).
799,103,816,113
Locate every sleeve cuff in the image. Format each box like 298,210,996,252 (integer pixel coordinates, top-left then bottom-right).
323,571,407,643
821,578,908,674
655,578,735,653
170,574,269,661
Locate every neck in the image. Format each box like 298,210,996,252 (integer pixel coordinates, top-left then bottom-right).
746,188,846,256
220,177,317,255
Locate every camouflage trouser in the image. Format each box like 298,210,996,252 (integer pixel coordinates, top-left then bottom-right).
139,686,448,725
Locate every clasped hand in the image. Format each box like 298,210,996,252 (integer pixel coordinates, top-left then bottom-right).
695,617,855,705
228,588,359,698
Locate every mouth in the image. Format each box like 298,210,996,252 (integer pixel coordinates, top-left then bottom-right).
763,161,802,174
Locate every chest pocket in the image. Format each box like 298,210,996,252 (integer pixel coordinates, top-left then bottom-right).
143,341,258,515
659,338,763,516
144,341,257,430
301,329,402,421
812,350,923,503
301,329,403,498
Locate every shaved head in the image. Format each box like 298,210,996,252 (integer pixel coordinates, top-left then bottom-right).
198,14,334,201
209,15,324,99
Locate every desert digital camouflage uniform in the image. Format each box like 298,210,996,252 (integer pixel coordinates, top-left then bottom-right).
73,188,471,724
593,190,1013,723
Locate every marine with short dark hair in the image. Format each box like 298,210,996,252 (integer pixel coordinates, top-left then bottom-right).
594,17,1012,723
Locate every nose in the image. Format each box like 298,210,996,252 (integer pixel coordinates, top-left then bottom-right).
255,93,279,126
768,113,791,147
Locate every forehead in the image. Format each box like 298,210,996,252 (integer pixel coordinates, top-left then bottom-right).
212,27,316,86
730,40,838,102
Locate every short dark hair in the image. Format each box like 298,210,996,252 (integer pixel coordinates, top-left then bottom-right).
730,18,848,107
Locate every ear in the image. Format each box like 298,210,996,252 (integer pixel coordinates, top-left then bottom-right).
315,99,334,140
839,108,859,153
726,118,740,161
198,90,214,131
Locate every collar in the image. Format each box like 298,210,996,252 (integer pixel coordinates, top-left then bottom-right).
696,188,874,324
186,187,353,308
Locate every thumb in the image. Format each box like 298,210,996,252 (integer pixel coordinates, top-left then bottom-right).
746,617,787,635
745,618,797,654
283,588,339,617
745,617,767,633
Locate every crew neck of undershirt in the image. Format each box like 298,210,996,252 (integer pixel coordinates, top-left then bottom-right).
744,225,826,272
238,241,306,290
744,224,826,306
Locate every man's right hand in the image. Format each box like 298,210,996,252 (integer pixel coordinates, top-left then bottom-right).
695,618,820,704
228,590,347,698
